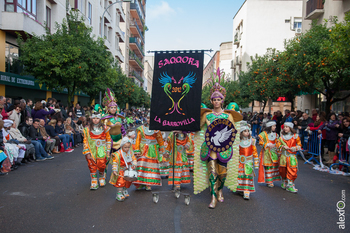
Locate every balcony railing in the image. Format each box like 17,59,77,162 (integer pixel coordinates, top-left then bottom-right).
129,37,145,56
129,51,144,70
234,31,240,45
131,1,145,22
129,70,143,82
306,0,324,19
130,20,144,43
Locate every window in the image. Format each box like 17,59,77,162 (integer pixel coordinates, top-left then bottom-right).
294,18,302,29
5,0,37,18
46,6,51,32
5,42,21,74
88,2,92,25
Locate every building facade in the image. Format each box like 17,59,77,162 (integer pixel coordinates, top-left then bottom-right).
0,0,142,105
232,0,302,113
143,55,153,95
297,0,350,113
203,51,219,86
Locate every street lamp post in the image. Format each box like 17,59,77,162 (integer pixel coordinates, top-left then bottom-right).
100,0,133,38
99,0,133,105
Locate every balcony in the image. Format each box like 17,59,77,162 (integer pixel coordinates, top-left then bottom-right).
234,31,240,45
116,2,126,22
1,12,46,37
130,20,145,43
116,48,125,63
129,70,143,82
115,25,125,42
129,37,144,57
231,59,236,69
236,55,242,65
129,51,144,71
305,0,324,20
130,1,144,28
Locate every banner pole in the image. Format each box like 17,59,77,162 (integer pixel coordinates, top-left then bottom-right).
172,132,176,190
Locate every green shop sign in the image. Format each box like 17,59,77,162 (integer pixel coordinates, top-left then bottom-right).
0,71,89,97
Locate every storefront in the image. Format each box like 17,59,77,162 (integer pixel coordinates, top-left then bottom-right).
0,71,90,106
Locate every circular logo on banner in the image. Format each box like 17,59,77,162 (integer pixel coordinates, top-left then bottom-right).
205,119,237,152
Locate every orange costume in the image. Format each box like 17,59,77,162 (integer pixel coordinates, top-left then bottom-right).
237,137,258,193
166,132,191,186
82,125,111,189
258,131,282,185
278,131,302,193
109,148,137,188
134,125,165,186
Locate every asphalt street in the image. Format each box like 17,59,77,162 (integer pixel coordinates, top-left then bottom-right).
0,146,349,233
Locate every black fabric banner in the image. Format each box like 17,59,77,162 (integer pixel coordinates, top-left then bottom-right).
150,51,204,131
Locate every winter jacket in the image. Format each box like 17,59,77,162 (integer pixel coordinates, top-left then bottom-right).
28,125,44,141
8,128,27,142
299,117,314,131
31,109,55,122
319,120,341,141
19,123,30,139
8,111,21,128
45,125,57,138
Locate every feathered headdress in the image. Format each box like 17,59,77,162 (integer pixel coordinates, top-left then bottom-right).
102,88,118,108
210,67,226,100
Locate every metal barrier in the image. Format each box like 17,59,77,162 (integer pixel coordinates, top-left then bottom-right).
251,124,259,138
305,131,323,166
329,138,349,172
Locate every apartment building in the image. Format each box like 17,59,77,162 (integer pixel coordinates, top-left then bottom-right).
0,0,139,105
232,0,302,113
120,0,145,87
297,0,350,113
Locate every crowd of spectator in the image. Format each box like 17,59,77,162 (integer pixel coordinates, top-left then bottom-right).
0,96,148,175
243,108,350,170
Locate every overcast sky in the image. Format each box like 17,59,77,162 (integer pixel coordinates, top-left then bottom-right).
145,0,246,66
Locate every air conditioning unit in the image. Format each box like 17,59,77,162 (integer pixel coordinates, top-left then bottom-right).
295,28,302,34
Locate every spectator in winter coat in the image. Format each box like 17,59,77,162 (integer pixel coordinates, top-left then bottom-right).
26,99,33,117
0,96,13,120
9,105,22,129
319,113,341,164
39,119,59,154
28,119,53,161
31,101,56,123
56,119,74,150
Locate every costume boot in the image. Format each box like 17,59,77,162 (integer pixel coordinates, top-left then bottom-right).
116,188,125,201
90,173,99,190
216,163,227,203
281,179,287,190
99,171,106,187
208,160,218,209
286,179,298,193
123,187,130,198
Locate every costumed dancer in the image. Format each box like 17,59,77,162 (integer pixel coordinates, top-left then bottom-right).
164,131,192,190
95,88,126,184
82,112,111,190
109,137,137,201
193,68,243,209
186,132,195,171
278,122,301,193
134,114,165,191
258,121,282,187
237,122,258,200
159,132,170,177
99,88,126,150
126,129,136,151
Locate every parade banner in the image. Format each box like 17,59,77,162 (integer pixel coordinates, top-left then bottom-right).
150,51,204,131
